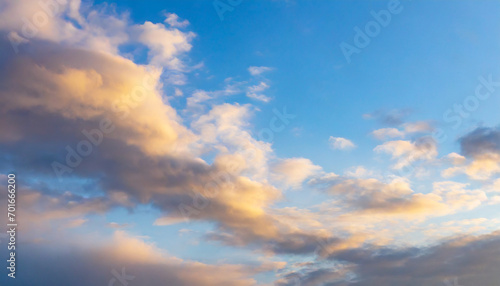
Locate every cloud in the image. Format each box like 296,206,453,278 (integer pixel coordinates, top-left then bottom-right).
0,41,194,157
136,20,195,69
443,127,500,180
164,13,190,28
174,87,183,96
0,44,331,258
363,109,412,126
0,186,112,232
186,80,242,110
248,66,273,76
246,67,273,102
459,127,500,179
343,166,374,178
371,128,405,140
1,2,499,285
460,127,500,157
402,121,434,133
371,121,434,141
65,218,88,228
246,81,271,102
271,158,322,189
329,137,356,150
107,222,131,229
0,11,305,257
444,152,466,166
374,137,437,169
278,231,500,286
308,172,487,228
191,103,272,178
433,181,487,210
310,175,448,219
3,230,263,286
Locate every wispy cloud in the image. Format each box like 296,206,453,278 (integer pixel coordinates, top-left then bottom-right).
329,136,356,150
248,66,274,76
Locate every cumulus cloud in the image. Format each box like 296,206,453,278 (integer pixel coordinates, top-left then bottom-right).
0,41,194,157
0,44,338,258
329,137,356,150
135,20,195,69
0,2,315,259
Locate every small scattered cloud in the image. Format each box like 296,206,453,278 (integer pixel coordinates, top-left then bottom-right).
363,109,412,126
107,222,131,229
329,136,356,150
174,88,184,97
246,82,271,102
402,121,435,133
248,66,273,76
371,128,405,140
371,121,434,141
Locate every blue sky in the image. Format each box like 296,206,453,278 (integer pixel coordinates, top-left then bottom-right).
1,0,500,285
101,0,500,171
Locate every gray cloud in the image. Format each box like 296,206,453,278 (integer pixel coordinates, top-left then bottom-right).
460,127,500,157
278,231,500,286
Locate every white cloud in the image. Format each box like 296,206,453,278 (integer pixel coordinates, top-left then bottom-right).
402,121,434,133
444,152,466,165
174,87,184,96
344,166,374,178
371,121,434,141
164,13,190,28
371,128,405,140
246,82,271,102
374,138,437,169
187,80,242,110
248,66,273,76
433,181,487,210
136,21,195,69
271,158,321,189
192,103,272,179
329,136,356,150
